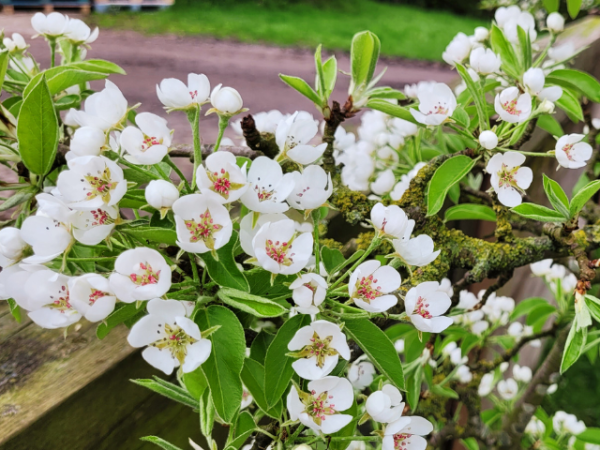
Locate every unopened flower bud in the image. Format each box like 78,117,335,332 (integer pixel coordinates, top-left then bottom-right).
539,99,555,114
474,26,489,41
479,130,498,149
211,84,243,114
145,180,180,210
547,12,565,33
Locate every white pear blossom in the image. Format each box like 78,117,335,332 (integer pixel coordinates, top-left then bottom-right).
497,378,518,400
547,12,565,32
486,151,533,207
513,364,532,383
339,147,375,191
210,84,243,114
347,359,376,389
145,180,180,211
405,281,453,333
65,18,99,45
72,80,128,131
241,156,296,213
252,219,313,275
287,165,332,211
370,203,413,240
494,87,532,123
239,213,287,257
349,260,400,313
68,126,106,161
3,33,27,52
479,130,499,150
523,68,563,102
548,43,575,63
31,12,68,37
442,32,472,66
287,376,354,433
366,385,405,423
57,155,127,210
469,47,501,75
157,74,210,109
0,227,28,263
478,373,495,396
172,194,233,254
495,6,521,28
392,223,440,267
19,269,81,329
410,82,457,126
120,112,173,165
394,339,405,353
275,112,327,165
456,365,473,383
370,169,396,196
288,320,350,380
128,299,212,375
197,151,248,203
555,134,593,169
289,273,327,316
553,411,586,435
109,247,172,303
504,11,537,43
457,290,480,309
71,205,118,245
474,26,489,41
69,274,117,322
382,416,434,450
241,386,253,409
531,258,553,277
526,417,546,436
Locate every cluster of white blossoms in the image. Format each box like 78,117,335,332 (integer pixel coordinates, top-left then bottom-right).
525,410,591,449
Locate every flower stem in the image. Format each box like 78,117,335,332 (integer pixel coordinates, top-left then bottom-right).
187,106,202,190
165,156,192,194
49,38,57,68
496,147,554,158
329,237,382,291
212,115,230,153
312,209,321,270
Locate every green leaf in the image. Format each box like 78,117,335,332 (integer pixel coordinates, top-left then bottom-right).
427,155,477,216
350,30,381,89
200,233,249,292
444,204,496,222
249,330,275,364
546,69,600,103
329,396,358,450
140,436,184,450
279,74,321,105
490,24,520,78
322,56,338,97
367,86,406,100
7,298,21,323
461,333,481,354
569,180,600,218
264,314,312,407
430,384,459,399
567,0,583,18
344,318,405,390
182,366,209,400
366,99,418,124
0,50,9,93
577,428,600,445
321,246,345,274
17,75,59,176
132,377,198,409
511,203,567,222
451,105,470,128
461,437,480,450
517,25,532,70
561,323,587,373
240,358,283,419
217,287,288,318
510,297,550,320
226,411,256,450
543,0,559,12
47,69,108,95
0,187,36,212
406,364,422,410
196,305,246,423
96,302,144,339
537,114,564,137
199,389,215,438
122,226,177,246
456,63,488,130
315,45,326,98
74,59,126,75
543,174,570,219
556,88,584,122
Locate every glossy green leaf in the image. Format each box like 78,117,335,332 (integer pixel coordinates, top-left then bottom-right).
140,436,184,450
199,388,215,438
279,74,321,105
201,233,249,292
96,302,144,339
569,180,600,218
461,437,480,450
329,396,358,450
430,384,459,399
511,203,567,222
490,24,520,78
225,411,256,450
367,99,418,124
561,322,587,374
427,155,477,216
322,246,345,274
350,30,380,89
249,330,275,364
217,287,288,318
196,305,246,423
556,88,584,122
543,0,559,12
0,50,9,93
577,428,600,445
451,105,470,128
264,314,312,407
322,56,338,97
537,114,563,137
344,318,405,390
510,297,550,320
47,69,108,95
122,226,177,246
241,358,283,419
543,174,570,219
517,25,532,70
132,377,198,409
7,298,21,323
367,86,406,100
546,69,600,103
182,366,209,401
444,204,496,222
567,0,583,18
456,63,488,129
17,75,59,176
406,364,423,410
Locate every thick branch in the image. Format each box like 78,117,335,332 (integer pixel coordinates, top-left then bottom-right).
240,114,280,158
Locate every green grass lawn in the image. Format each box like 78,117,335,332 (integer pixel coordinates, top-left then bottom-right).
92,0,487,61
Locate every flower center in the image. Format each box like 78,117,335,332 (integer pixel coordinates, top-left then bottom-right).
46,285,72,313
353,274,382,304
254,184,276,202
190,90,198,100
298,389,336,426
265,239,295,266
90,208,113,226
414,295,432,319
84,167,118,204
497,163,521,190
142,135,162,151
293,332,339,368
562,143,575,161
88,289,110,305
502,98,522,116
294,186,311,198
427,102,449,115
151,323,197,365
130,262,161,286
184,209,223,250
208,168,245,200
393,433,413,449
